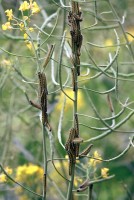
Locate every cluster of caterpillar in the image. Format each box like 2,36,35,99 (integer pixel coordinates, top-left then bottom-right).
74,114,80,157
38,72,51,131
68,2,83,76
65,128,77,175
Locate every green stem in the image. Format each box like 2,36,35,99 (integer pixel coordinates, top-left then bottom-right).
88,184,93,200
67,164,75,200
42,125,47,200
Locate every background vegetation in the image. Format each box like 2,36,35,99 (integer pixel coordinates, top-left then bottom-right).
0,0,134,199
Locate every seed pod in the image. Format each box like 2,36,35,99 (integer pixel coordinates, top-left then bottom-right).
77,185,88,192
79,144,93,157
107,94,114,113
79,179,89,188
42,45,55,69
29,100,41,110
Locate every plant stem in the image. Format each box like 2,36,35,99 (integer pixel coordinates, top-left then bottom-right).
67,1,82,199
88,184,93,200
67,164,75,200
42,125,47,200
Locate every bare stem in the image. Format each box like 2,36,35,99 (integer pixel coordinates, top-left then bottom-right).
67,164,75,200
42,125,47,200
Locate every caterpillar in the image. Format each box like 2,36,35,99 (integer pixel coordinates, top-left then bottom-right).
43,174,47,194
38,72,48,110
71,2,76,13
74,114,80,157
38,72,48,97
46,121,52,132
75,2,80,14
65,128,76,151
79,144,93,157
75,143,79,157
42,110,48,125
72,137,83,144
67,149,76,175
74,114,79,136
77,34,83,56
68,152,73,175
41,93,47,113
42,111,51,131
71,68,76,91
68,11,78,43
65,128,77,175
70,21,78,44
75,55,80,76
73,13,83,22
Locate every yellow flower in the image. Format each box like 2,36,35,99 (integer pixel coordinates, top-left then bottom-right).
25,40,33,50
5,167,13,175
18,194,28,200
16,165,27,179
0,174,7,183
5,9,13,21
2,22,12,30
1,59,12,68
25,164,39,175
126,28,134,42
19,22,25,31
29,27,34,32
23,16,29,21
104,39,113,46
65,155,69,160
89,151,102,167
101,168,109,178
23,33,29,39
16,164,43,182
19,1,30,11
31,2,40,14
55,89,84,112
0,166,12,183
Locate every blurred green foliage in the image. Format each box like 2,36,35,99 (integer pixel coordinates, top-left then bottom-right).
0,0,134,200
